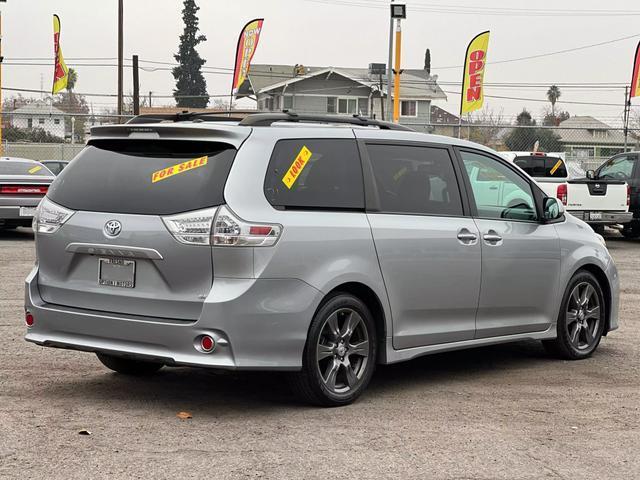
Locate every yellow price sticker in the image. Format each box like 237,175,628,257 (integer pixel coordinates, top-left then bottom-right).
282,146,313,189
151,156,208,183
549,159,563,176
28,166,42,174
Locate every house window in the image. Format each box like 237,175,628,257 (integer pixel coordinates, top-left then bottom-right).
27,118,33,128
54,119,61,125
39,118,45,125
283,95,294,110
327,97,337,114
401,101,417,117
338,98,357,115
263,97,274,111
357,98,369,116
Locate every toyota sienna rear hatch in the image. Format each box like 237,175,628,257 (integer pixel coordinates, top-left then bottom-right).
35,130,246,321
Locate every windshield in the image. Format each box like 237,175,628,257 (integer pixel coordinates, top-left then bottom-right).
0,161,53,176
47,141,236,215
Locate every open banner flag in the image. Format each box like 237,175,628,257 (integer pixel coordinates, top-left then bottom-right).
460,31,490,115
52,15,69,94
631,41,640,98
231,19,264,95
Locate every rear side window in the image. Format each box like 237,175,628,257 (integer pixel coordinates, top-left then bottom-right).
47,141,236,215
264,139,364,210
514,156,567,178
366,144,463,216
0,161,52,176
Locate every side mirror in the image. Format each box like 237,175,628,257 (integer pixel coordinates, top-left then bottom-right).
543,197,564,221
586,170,596,180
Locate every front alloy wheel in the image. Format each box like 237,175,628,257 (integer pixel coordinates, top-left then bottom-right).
543,271,605,359
292,293,377,406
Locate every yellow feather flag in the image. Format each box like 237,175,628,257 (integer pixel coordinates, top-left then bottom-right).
460,31,490,115
52,15,69,94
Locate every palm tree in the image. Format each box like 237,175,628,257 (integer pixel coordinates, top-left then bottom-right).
547,85,561,117
66,68,78,93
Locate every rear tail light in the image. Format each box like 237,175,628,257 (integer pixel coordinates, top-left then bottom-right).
33,197,75,234
162,205,282,247
1,185,48,195
199,335,215,353
627,185,631,207
162,207,217,245
557,184,568,206
212,206,282,247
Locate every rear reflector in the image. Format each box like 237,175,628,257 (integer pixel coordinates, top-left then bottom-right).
25,312,34,327
199,335,215,353
627,185,631,207
1,185,48,195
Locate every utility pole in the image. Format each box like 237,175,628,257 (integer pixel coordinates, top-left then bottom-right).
117,0,124,119
623,86,630,152
132,54,140,115
149,91,152,108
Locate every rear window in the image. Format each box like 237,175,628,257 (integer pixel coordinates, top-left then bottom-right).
0,161,52,176
514,156,567,178
263,139,364,210
47,141,236,215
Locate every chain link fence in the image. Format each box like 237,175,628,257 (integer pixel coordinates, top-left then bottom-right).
2,112,639,174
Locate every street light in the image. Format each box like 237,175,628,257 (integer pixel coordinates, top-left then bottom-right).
386,3,406,123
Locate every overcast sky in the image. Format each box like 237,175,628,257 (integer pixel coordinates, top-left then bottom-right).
1,0,639,125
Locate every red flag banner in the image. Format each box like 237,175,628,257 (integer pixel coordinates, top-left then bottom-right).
631,41,640,98
52,15,69,94
231,19,264,96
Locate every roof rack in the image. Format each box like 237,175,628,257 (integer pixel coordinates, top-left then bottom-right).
127,112,245,125
238,112,413,131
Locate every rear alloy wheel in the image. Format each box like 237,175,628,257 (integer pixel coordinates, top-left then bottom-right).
96,353,164,376
292,293,377,407
543,271,605,360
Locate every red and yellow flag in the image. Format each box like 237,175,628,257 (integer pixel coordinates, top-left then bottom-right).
461,31,490,115
631,41,640,98
231,19,264,95
52,15,69,94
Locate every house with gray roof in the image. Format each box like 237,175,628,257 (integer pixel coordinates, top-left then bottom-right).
237,63,446,127
557,116,628,159
9,101,66,140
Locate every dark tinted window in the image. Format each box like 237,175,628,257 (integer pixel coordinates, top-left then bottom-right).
0,161,52,176
366,144,463,216
597,155,635,180
514,156,567,178
48,141,236,215
264,139,364,210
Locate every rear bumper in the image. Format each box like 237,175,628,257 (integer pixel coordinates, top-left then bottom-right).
0,205,37,225
24,266,323,370
568,211,633,225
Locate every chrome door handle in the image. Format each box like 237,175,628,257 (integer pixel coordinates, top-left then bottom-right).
457,229,478,245
483,231,503,245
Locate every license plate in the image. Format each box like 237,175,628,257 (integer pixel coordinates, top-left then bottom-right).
590,212,602,220
98,258,136,288
19,207,37,217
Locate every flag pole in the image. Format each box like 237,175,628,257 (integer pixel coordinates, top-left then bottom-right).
623,86,630,152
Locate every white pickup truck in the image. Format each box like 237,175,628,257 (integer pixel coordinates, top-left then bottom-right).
501,152,632,228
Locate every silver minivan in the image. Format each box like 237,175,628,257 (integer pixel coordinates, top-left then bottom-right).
25,113,619,406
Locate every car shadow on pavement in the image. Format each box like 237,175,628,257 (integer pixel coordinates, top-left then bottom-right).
35,340,562,410
0,227,34,241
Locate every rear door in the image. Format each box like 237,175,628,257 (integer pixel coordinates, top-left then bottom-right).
363,142,481,349
38,139,239,320
457,149,561,338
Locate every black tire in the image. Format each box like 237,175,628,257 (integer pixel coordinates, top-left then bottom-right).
291,293,377,407
96,353,164,376
621,227,640,239
543,270,605,360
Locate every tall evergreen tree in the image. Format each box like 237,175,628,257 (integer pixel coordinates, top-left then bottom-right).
173,0,209,108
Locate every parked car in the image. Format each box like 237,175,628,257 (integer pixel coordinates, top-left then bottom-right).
25,113,619,406
0,158,54,229
502,152,631,230
592,151,640,238
40,160,70,176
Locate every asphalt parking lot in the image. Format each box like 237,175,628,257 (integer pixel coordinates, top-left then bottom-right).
1,228,639,479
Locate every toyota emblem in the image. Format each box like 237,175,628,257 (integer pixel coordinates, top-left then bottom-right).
104,220,122,237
